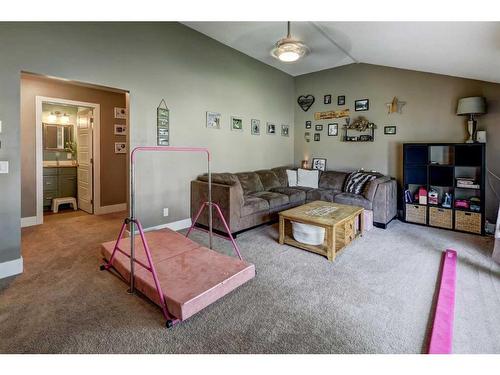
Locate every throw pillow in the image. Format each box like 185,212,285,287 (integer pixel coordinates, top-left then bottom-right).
343,172,377,195
297,168,319,188
286,169,298,187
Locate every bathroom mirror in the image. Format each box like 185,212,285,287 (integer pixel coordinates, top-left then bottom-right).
43,123,74,151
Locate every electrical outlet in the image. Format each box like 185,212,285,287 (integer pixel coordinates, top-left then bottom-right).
163,208,169,217
0,120,2,133
0,161,9,174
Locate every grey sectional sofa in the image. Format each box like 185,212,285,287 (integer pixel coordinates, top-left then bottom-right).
190,166,397,236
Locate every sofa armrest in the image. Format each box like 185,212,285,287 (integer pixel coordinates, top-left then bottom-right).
190,180,243,234
372,179,397,225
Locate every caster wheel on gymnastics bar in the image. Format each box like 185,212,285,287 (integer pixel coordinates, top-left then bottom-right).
166,320,174,328
99,265,107,271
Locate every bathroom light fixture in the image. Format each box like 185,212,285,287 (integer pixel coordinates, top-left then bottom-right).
271,22,309,63
48,112,57,123
60,113,70,124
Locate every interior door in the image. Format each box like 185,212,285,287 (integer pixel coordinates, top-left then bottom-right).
76,108,94,213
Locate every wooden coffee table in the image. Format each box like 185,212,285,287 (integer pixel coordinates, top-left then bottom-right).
278,201,364,261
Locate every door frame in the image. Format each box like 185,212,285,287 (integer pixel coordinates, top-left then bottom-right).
35,96,101,225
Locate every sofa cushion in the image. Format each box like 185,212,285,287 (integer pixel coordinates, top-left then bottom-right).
306,188,339,202
198,172,239,186
363,176,390,201
236,172,264,195
319,171,348,190
255,170,281,191
269,187,306,204
343,172,377,195
251,191,289,209
334,193,373,210
271,166,290,187
241,196,269,217
297,168,319,188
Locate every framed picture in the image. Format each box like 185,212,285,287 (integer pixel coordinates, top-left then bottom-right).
114,142,127,154
384,125,397,135
324,95,332,105
315,124,323,131
304,132,310,142
281,124,289,137
114,107,127,119
337,96,345,105
355,99,369,111
305,121,312,129
328,123,338,136
206,111,221,129
251,119,260,135
267,122,276,135
312,158,327,171
114,124,127,135
231,116,243,131
314,133,320,142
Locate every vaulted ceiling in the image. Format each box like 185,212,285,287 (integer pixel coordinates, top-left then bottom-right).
183,22,500,83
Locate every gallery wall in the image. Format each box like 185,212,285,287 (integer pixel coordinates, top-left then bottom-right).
0,22,295,266
294,63,500,222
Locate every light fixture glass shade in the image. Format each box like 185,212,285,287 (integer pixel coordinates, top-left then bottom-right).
60,113,70,124
271,38,309,62
456,97,486,115
48,112,57,123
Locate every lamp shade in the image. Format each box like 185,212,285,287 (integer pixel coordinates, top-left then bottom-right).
456,97,486,116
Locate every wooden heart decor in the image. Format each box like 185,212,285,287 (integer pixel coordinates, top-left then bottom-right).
297,95,315,112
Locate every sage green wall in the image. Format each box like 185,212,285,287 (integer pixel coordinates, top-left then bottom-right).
294,63,500,222
0,22,295,266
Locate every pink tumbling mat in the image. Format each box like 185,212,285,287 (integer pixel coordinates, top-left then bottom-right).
428,249,457,354
101,228,255,321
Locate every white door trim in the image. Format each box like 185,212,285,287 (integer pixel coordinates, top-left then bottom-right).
35,96,101,224
0,257,23,279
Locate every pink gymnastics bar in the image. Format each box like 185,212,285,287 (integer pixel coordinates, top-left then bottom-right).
428,249,457,354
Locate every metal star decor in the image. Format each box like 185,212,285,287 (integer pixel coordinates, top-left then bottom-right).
386,96,406,114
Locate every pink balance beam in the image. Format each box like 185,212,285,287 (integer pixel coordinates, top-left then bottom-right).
428,249,457,354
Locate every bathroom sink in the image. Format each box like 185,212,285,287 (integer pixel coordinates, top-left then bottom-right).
43,160,78,167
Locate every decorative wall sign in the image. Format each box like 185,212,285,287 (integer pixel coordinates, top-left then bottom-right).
305,121,312,129
324,95,332,105
385,97,406,114
251,119,260,135
206,111,221,129
384,125,397,135
281,124,289,137
114,124,127,135
114,142,127,154
337,96,345,105
231,116,243,131
314,133,320,141
267,122,276,135
156,99,169,146
297,95,315,112
355,99,369,111
314,109,350,120
315,124,323,131
328,123,338,136
312,158,327,171
114,107,127,119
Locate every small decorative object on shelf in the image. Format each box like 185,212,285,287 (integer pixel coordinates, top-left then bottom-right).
418,187,428,205
342,117,376,142
442,193,452,208
428,189,439,205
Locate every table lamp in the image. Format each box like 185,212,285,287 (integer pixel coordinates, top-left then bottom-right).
456,96,486,143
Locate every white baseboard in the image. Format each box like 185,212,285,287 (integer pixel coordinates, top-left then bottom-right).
21,216,38,228
95,203,127,215
126,218,192,235
0,257,23,279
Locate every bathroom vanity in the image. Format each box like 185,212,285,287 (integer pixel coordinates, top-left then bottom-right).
43,166,77,210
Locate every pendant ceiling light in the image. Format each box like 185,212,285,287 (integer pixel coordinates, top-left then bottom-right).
271,21,309,63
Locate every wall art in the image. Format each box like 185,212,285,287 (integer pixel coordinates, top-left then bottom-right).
355,99,369,111
385,97,406,114
384,125,397,135
206,111,221,129
305,121,312,129
267,122,276,135
314,133,320,142
312,158,327,171
337,96,345,105
315,124,323,131
314,109,350,120
114,124,127,135
328,123,338,136
114,107,127,119
297,95,315,112
114,142,127,154
231,116,243,131
157,99,169,146
251,119,260,135
281,124,289,137
324,95,331,105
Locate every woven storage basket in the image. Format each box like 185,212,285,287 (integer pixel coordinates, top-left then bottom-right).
429,207,453,229
455,211,481,234
405,204,427,224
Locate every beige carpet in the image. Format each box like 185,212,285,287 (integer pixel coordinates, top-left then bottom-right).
1,210,499,353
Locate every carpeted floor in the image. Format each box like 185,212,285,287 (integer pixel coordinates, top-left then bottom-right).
1,210,499,353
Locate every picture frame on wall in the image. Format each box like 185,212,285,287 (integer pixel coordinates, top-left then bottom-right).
328,123,338,136
267,122,276,135
281,124,289,137
355,99,369,111
206,111,221,129
251,119,260,135
314,133,320,141
324,95,332,105
304,132,310,142
305,120,312,129
114,142,127,154
231,116,243,131
384,125,397,135
337,96,345,105
114,107,127,119
114,124,127,135
312,158,327,171
315,124,323,131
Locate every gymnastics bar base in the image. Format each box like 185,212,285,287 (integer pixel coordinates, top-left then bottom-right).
100,224,255,327
428,249,457,354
